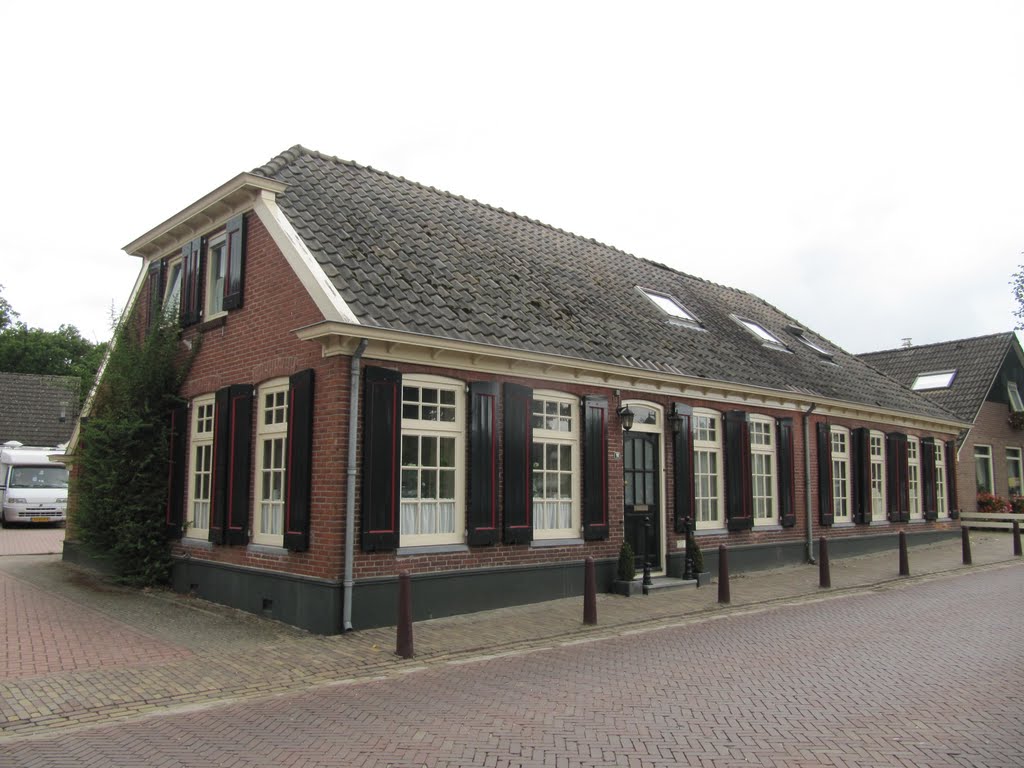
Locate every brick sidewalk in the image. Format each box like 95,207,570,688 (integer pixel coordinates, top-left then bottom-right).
0,527,64,556
1,531,1020,741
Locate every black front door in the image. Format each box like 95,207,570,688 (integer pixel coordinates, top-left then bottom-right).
623,432,660,573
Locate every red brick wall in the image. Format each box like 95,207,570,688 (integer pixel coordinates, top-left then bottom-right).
959,400,1024,505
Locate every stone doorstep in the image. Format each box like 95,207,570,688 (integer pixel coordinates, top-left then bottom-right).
642,576,696,595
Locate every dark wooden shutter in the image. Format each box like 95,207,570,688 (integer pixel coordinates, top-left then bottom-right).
166,404,187,539
148,259,165,331
921,438,937,521
582,396,609,541
724,410,753,531
362,366,401,551
180,237,203,327
672,403,694,534
817,422,834,526
225,385,253,546
284,369,314,552
221,214,246,311
503,383,533,544
851,427,871,524
776,417,796,528
468,381,499,546
885,433,909,523
209,386,231,544
945,441,959,519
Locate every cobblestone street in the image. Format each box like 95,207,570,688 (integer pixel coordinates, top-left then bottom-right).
1,530,1022,765
2,561,1021,767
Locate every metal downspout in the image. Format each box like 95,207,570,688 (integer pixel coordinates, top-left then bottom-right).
803,403,818,563
343,339,369,631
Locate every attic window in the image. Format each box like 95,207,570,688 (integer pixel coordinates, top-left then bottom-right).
735,317,787,349
638,288,699,327
911,370,956,391
785,324,833,360
1009,382,1024,412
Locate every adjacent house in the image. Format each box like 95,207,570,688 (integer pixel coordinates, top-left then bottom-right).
65,146,967,633
0,372,79,446
860,332,1024,507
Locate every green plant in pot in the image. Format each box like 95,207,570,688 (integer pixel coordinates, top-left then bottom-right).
688,535,705,574
617,541,636,582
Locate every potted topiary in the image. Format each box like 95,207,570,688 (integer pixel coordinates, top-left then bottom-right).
613,541,642,596
688,535,711,587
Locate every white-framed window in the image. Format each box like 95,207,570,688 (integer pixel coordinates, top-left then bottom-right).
693,408,724,530
637,287,699,326
205,233,228,319
254,379,289,546
164,257,183,319
531,391,580,539
400,375,465,546
749,416,777,526
907,437,922,520
831,427,851,522
934,440,948,518
869,430,886,522
911,370,956,391
1009,383,1024,413
974,445,994,494
186,395,215,540
734,316,786,349
1007,447,1022,497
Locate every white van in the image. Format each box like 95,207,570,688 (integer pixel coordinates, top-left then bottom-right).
0,441,69,527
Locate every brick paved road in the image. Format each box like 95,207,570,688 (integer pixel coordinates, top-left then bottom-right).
0,526,64,556
2,565,1021,767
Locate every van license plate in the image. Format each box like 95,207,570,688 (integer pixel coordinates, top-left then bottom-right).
31,517,50,523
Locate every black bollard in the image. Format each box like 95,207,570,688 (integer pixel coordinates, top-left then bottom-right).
583,556,597,625
396,570,414,659
718,544,730,604
899,531,910,576
961,526,972,565
819,536,831,588
1013,520,1022,557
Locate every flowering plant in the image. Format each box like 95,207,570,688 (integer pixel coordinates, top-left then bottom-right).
976,491,1011,514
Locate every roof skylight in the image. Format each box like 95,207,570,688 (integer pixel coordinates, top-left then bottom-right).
639,288,697,324
911,370,956,391
736,317,785,347
785,325,833,360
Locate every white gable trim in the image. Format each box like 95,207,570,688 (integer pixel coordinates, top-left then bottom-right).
253,192,359,325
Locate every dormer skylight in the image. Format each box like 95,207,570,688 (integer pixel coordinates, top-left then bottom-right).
911,370,956,391
638,288,700,327
735,316,787,350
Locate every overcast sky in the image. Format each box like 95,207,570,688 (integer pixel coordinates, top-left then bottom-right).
2,1,1022,354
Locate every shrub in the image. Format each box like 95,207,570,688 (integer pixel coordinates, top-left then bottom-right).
687,534,705,573
617,541,636,581
75,316,192,586
976,491,1010,514
1011,496,1024,515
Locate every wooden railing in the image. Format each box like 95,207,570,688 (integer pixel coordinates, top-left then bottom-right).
959,511,1024,530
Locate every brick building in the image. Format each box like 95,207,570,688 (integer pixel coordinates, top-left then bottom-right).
0,372,79,446
66,146,966,633
860,332,1024,508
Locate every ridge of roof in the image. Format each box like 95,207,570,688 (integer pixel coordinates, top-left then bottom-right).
858,331,1014,359
253,145,762,303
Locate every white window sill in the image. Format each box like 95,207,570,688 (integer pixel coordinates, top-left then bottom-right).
248,542,288,556
831,521,856,528
907,518,927,524
180,537,212,549
870,520,890,526
752,524,783,532
397,543,469,556
530,537,584,548
694,527,728,536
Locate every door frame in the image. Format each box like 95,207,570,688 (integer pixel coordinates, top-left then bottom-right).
621,400,667,573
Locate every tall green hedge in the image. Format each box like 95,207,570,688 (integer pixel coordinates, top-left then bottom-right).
75,317,191,586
